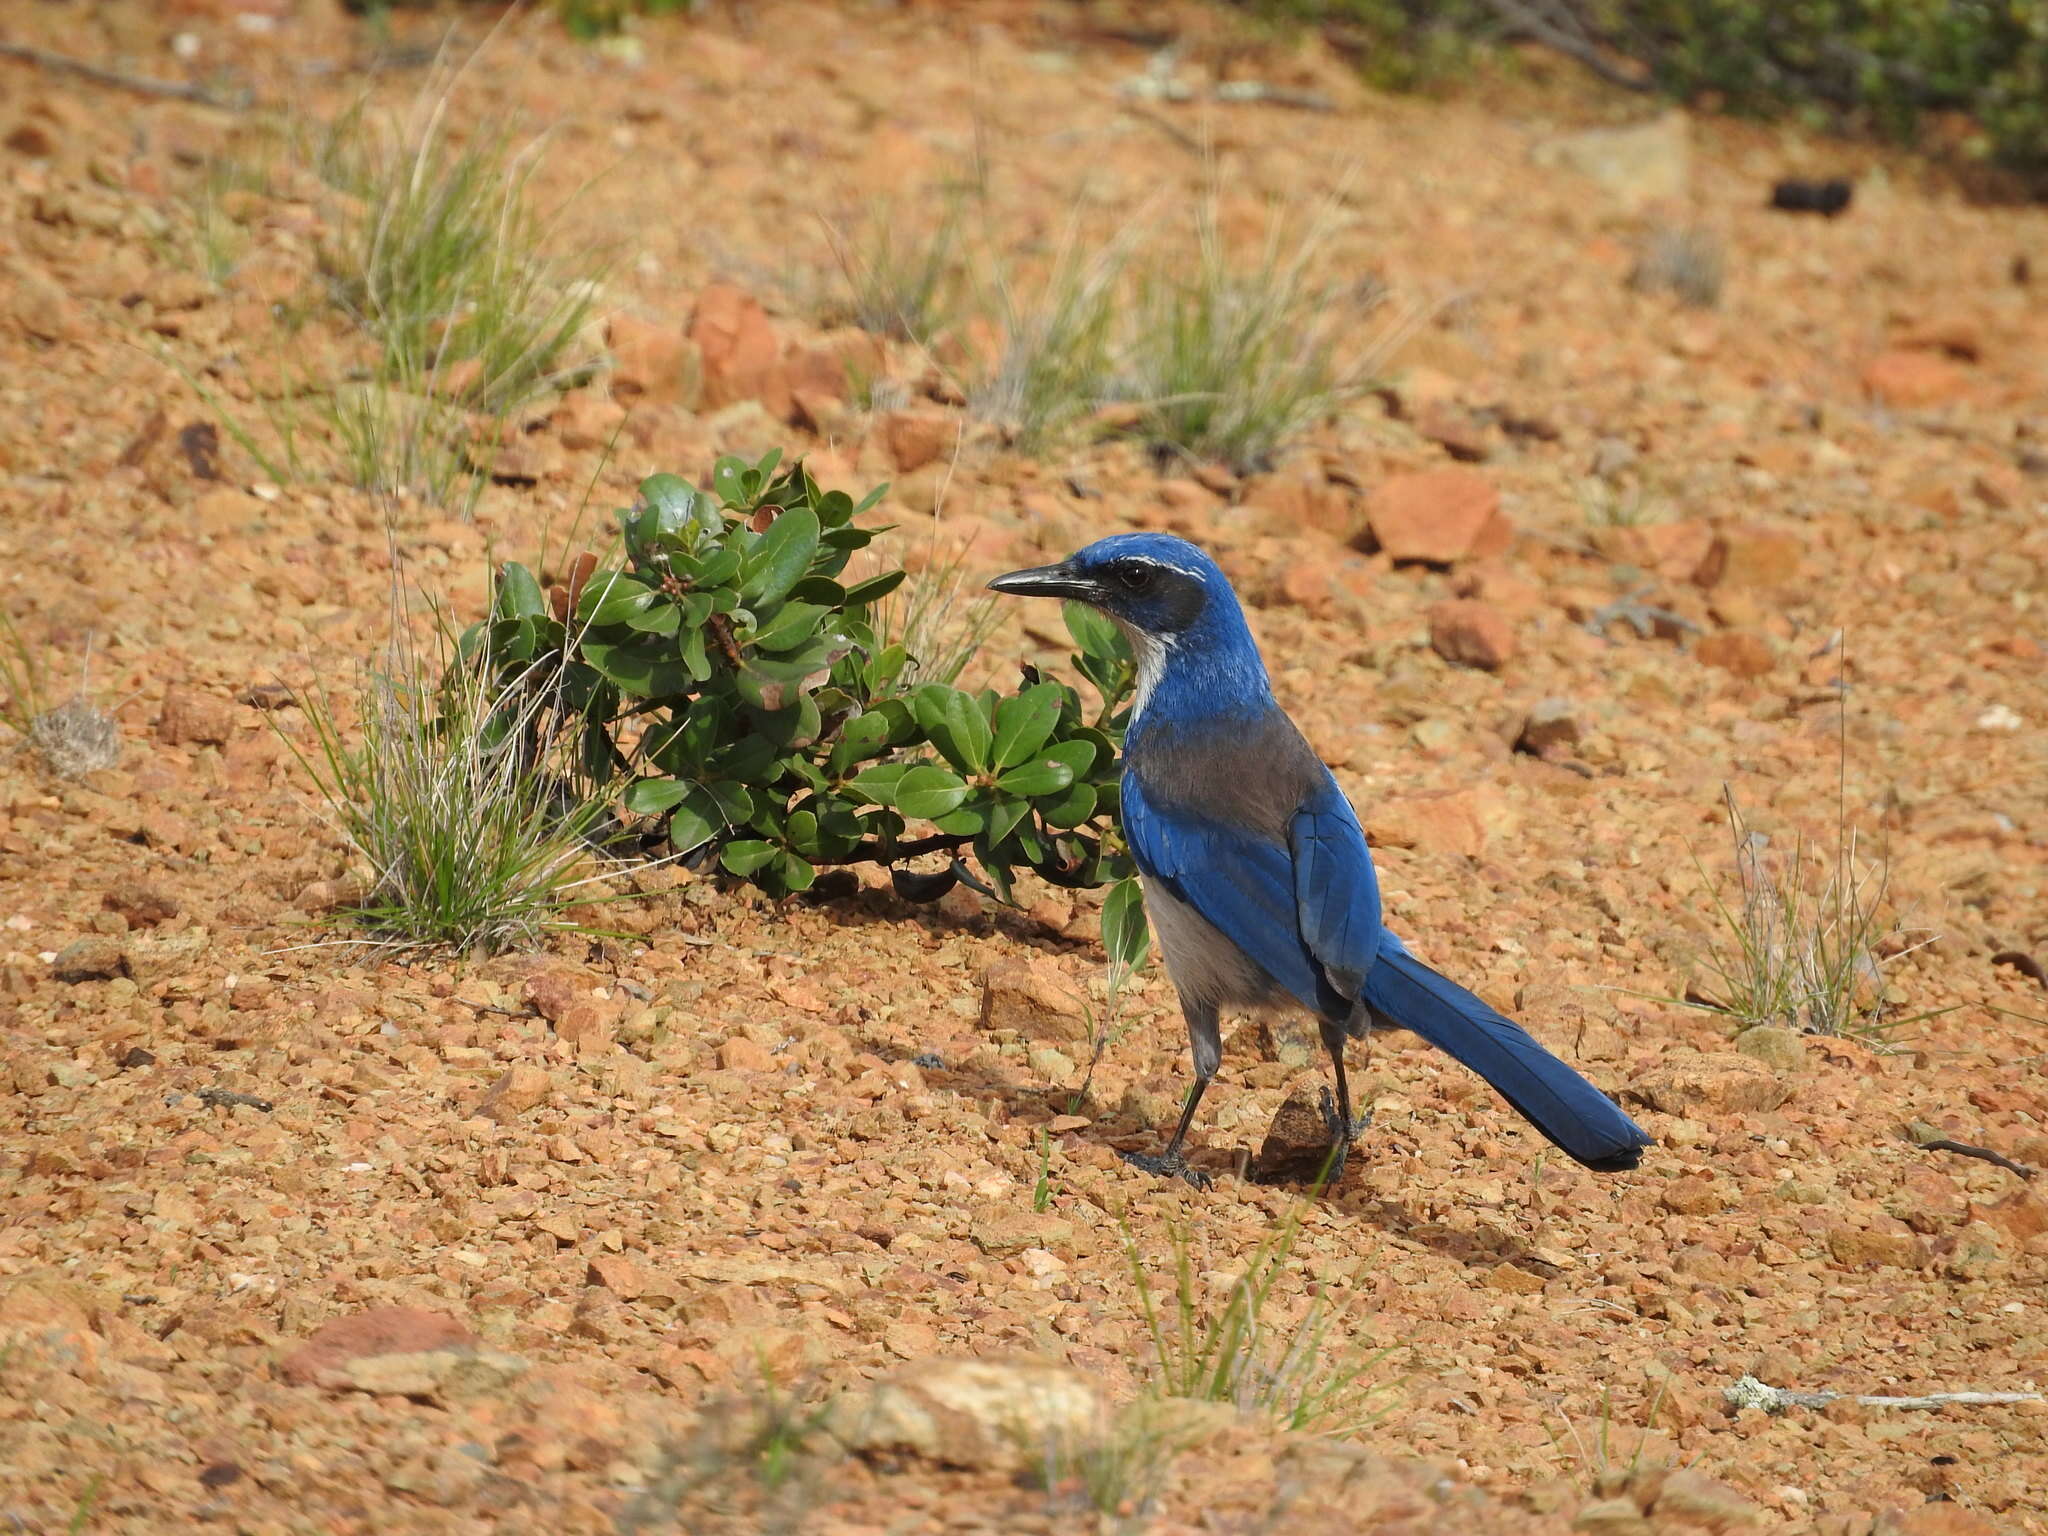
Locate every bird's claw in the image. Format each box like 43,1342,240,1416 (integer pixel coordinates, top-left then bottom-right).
1119,1149,1214,1189
1317,1087,1373,1144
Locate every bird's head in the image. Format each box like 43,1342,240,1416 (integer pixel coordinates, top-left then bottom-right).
985,532,1234,641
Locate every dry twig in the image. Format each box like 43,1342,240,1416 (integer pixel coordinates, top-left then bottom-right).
0,39,241,108
1727,1375,2045,1414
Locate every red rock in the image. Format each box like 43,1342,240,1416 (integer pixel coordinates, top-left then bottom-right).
717,1036,779,1073
1825,1218,1926,1269
1362,469,1512,564
1877,1505,2000,1536
103,881,179,928
524,970,589,1025
979,956,1088,1043
476,1065,552,1122
1694,630,1774,678
607,312,697,405
1514,699,1581,756
585,1254,645,1299
278,1307,476,1386
1427,599,1516,669
1365,787,1502,858
1862,349,1967,408
1271,556,1334,614
1696,524,1803,593
1245,471,1359,540
689,282,788,417
553,392,627,452
1627,1053,1790,1115
157,689,237,747
881,408,953,473
1968,1188,2048,1247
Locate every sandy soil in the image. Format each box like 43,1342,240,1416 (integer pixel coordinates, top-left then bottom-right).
1,2,2044,1532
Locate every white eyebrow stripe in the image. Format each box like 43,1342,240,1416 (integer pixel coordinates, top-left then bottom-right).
1127,557,1204,579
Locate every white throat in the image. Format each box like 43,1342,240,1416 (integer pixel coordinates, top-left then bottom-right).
1120,623,1173,725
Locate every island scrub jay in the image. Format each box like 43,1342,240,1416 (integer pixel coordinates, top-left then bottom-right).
989,532,1649,1186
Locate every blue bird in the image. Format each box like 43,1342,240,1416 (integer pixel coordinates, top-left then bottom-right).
989,532,1650,1186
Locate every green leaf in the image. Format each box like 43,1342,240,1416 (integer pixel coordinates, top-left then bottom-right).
711,456,748,507
846,762,911,806
623,777,691,814
933,806,985,835
748,600,831,654
913,685,993,776
1037,780,1098,828
1102,877,1151,976
842,569,907,607
582,573,655,624
640,473,718,538
788,575,847,606
692,546,743,588
580,640,695,698
895,763,969,821
495,562,545,619
1063,598,1120,657
828,709,894,775
719,840,779,877
777,851,816,893
995,755,1076,796
1039,737,1100,778
740,506,821,605
785,808,822,857
992,682,1063,770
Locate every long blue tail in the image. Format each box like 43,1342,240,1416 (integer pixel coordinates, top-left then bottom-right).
1361,944,1649,1171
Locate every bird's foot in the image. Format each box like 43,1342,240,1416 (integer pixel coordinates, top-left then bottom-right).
1317,1087,1373,1144
1119,1149,1213,1190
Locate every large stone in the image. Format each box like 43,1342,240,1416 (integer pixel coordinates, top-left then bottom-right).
978,956,1089,1044
278,1307,478,1387
882,408,954,473
1534,112,1691,211
1627,1053,1790,1116
1365,786,1510,859
1428,599,1516,670
158,688,237,746
51,937,129,982
1825,1219,1926,1269
1694,630,1775,679
1862,350,1968,409
1695,525,1803,593
1362,469,1511,564
1251,1083,1343,1184
689,282,788,417
606,312,699,406
333,1348,527,1400
827,1357,1102,1472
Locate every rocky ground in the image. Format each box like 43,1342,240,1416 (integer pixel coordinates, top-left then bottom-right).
1,1,2045,1532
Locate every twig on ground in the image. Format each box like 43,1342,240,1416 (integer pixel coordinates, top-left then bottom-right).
0,39,242,107
1726,1375,2045,1414
1914,1135,2037,1180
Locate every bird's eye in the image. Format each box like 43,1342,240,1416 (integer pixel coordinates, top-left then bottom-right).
1113,562,1154,592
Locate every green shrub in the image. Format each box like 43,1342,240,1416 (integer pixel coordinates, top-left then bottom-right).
467,451,1144,925
1246,0,2048,181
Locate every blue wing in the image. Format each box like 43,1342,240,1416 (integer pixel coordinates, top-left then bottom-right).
1123,765,1379,1018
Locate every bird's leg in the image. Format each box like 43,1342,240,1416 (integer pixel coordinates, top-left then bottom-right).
1121,1070,1215,1189
1314,1017,1374,1184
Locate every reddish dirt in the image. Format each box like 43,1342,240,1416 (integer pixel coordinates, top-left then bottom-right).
1,3,2045,1533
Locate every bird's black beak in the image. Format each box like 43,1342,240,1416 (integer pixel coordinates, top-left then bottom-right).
986,560,1103,603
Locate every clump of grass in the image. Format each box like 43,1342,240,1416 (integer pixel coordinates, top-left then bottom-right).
827,197,966,343
1628,225,1725,309
1,614,121,779
1693,785,1938,1040
1122,203,1386,473
969,220,1129,455
174,47,601,513
1577,478,1667,527
873,530,1001,689
1546,1379,1681,1495
286,588,624,955
1125,1207,1395,1435
619,1368,836,1535
1028,1406,1188,1521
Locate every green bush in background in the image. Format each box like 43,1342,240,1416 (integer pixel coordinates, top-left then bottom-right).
469,452,1143,923
1247,0,2048,183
